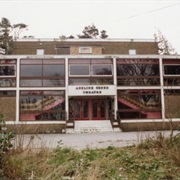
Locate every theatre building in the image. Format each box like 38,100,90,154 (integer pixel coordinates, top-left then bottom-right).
0,38,180,133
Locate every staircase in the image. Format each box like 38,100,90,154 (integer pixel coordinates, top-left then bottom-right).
110,110,122,131
66,120,75,133
118,96,161,119
66,120,115,133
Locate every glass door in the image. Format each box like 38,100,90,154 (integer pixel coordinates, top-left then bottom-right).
74,99,89,120
92,99,106,120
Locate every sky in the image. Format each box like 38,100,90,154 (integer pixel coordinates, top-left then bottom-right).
1,0,180,53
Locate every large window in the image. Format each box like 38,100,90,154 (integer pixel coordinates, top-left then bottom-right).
164,64,180,86
0,59,16,87
69,58,113,85
0,65,16,76
117,90,161,119
92,65,112,75
20,90,65,121
20,59,65,87
117,59,160,86
70,65,90,76
0,91,16,121
164,65,180,75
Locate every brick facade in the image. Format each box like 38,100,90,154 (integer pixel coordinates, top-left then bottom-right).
13,39,158,55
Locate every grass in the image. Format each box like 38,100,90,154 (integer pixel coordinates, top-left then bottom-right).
0,132,180,180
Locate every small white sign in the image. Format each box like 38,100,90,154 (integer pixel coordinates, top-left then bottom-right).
68,85,116,96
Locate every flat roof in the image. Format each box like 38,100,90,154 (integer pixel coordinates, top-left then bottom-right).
15,38,156,43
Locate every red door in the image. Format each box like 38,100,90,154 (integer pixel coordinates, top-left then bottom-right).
92,99,106,120
74,99,89,120
73,99,106,120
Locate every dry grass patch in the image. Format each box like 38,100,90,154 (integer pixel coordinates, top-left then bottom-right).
0,133,180,179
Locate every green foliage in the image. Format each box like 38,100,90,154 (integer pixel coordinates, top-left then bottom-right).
78,24,108,39
0,17,28,54
0,114,14,176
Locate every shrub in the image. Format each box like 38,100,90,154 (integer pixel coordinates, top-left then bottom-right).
0,114,14,176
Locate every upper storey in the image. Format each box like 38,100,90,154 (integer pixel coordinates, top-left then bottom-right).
13,38,159,55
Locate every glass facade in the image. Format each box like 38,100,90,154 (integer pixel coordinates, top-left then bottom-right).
20,90,65,121
0,59,16,87
0,56,180,124
20,59,65,87
69,58,113,85
117,59,160,86
117,90,161,119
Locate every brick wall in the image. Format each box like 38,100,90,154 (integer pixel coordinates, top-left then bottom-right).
13,40,159,55
0,97,16,121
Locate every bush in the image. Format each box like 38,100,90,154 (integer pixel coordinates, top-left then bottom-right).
0,114,14,176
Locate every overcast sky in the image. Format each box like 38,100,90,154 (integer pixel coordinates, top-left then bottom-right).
1,0,180,53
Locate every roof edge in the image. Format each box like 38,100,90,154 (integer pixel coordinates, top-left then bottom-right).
15,38,156,43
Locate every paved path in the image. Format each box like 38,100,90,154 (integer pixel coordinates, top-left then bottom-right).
14,130,179,150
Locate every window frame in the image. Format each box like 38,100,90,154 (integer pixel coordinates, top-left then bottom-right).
164,64,180,76
0,65,16,77
69,64,90,76
92,64,113,76
79,47,92,54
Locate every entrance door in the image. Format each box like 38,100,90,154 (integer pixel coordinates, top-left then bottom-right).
72,98,106,120
74,99,89,120
92,99,106,120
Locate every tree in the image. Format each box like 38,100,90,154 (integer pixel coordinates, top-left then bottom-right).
100,30,108,39
13,23,28,40
78,24,108,39
154,30,176,55
0,17,28,54
0,18,12,54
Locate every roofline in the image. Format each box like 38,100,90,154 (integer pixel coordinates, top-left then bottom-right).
15,38,156,43
0,54,180,59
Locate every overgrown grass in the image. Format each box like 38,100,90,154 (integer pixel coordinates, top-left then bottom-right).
1,132,180,179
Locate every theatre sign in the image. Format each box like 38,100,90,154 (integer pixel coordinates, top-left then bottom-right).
68,85,116,96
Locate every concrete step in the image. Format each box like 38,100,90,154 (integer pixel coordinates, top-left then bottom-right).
73,120,114,133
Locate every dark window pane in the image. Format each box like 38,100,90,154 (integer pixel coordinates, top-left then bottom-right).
41,112,65,120
70,65,89,75
43,65,65,76
83,100,89,118
92,100,98,118
164,65,180,75
75,101,81,118
0,66,15,76
93,65,112,75
117,64,159,76
100,100,105,117
56,47,70,54
20,65,42,76
164,77,180,86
